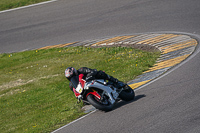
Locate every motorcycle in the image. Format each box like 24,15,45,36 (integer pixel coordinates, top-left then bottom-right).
69,75,135,111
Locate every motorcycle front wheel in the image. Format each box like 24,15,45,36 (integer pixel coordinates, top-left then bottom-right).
119,85,135,101
87,94,114,112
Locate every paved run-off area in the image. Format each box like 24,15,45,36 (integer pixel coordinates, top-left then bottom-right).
38,33,198,90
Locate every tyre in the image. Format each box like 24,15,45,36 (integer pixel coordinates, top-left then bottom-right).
87,94,114,111
119,85,135,101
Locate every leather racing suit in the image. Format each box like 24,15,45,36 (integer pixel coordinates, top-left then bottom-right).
69,67,119,91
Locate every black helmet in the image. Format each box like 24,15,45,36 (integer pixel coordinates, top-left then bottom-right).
65,67,78,79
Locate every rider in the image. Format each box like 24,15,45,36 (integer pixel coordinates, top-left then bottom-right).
65,67,121,90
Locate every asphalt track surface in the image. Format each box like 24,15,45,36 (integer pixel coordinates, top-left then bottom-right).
1,0,200,133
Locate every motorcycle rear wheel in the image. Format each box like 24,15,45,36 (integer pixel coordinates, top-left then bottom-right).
119,85,135,101
87,94,114,112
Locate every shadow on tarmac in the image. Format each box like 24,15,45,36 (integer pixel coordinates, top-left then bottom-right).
112,94,146,111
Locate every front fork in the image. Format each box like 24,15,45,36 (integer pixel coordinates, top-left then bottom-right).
100,88,119,105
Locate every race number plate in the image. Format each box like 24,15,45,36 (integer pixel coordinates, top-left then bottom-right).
76,84,83,93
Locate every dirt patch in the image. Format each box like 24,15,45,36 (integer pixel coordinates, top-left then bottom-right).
0,74,60,93
91,42,160,52
0,79,28,91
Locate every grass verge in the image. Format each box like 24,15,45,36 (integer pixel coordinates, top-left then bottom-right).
0,46,160,132
0,0,50,11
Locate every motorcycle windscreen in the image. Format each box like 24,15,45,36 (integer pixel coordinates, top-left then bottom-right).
70,76,79,89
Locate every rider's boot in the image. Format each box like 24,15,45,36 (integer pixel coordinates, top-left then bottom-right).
107,75,118,83
107,75,123,88
108,75,127,88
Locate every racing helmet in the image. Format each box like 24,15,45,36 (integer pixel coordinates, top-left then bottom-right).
65,67,78,79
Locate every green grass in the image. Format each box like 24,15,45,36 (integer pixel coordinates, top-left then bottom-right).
0,46,160,133
0,0,50,11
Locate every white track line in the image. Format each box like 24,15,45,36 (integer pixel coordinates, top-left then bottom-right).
51,110,97,133
0,0,57,14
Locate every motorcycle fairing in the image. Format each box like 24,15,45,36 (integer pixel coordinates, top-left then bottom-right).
85,80,119,104
73,87,80,97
